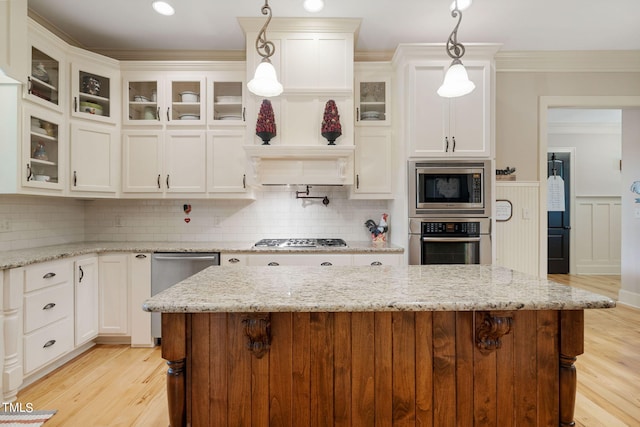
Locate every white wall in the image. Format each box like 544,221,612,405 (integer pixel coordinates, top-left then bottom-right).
620,109,640,307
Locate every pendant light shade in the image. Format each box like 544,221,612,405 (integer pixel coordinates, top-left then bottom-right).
438,1,474,98
248,0,283,98
437,59,475,98
248,59,284,97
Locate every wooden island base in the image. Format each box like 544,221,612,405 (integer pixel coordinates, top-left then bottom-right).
162,310,584,427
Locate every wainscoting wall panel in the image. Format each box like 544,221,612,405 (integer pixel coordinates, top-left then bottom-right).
575,197,621,274
495,182,540,277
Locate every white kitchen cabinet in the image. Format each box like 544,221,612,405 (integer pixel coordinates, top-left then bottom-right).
351,127,393,199
129,253,153,347
0,0,28,83
22,103,65,193
70,56,120,125
220,254,247,266
123,72,205,126
408,60,492,157
25,23,66,114
22,258,74,374
98,254,129,335
208,73,246,125
208,129,250,195
122,130,207,195
352,253,402,266
74,256,98,346
355,64,391,126
247,254,353,266
69,122,119,195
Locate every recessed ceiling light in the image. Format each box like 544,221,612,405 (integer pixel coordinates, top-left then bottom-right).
450,0,472,12
152,1,175,16
303,0,325,13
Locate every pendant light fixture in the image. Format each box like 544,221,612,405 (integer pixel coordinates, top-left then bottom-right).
437,0,475,98
247,0,284,97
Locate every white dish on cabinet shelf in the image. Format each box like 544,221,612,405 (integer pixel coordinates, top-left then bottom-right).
215,96,241,103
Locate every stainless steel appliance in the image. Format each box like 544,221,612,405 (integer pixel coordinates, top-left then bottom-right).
408,218,491,265
408,159,492,217
254,238,347,248
151,252,220,342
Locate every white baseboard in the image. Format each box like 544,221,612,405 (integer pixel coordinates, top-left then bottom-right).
618,289,640,309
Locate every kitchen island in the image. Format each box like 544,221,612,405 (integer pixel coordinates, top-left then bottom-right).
143,265,614,427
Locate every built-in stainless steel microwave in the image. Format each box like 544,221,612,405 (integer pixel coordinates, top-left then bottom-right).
408,159,492,217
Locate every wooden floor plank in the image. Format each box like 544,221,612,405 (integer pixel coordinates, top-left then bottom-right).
14,275,639,427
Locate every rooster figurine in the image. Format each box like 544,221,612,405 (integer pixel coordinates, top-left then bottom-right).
365,213,389,237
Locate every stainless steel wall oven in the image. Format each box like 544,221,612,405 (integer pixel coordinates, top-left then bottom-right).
408,159,492,265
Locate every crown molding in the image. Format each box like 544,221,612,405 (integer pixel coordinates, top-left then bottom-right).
93,49,246,62
496,50,640,72
237,17,361,36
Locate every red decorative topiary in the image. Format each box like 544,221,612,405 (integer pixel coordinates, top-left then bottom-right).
321,99,342,145
256,99,276,145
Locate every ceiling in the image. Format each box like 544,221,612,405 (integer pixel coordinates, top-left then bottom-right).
27,0,640,60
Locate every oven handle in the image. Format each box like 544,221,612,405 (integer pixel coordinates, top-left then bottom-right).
421,237,481,243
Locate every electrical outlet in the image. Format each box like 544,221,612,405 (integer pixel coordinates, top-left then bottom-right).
114,215,122,227
0,219,10,232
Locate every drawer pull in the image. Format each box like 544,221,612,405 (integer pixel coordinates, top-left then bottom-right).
371,261,383,266
228,258,240,264
43,272,56,279
43,339,56,349
136,254,147,259
42,302,56,310
79,266,84,283
267,262,280,266
320,262,333,266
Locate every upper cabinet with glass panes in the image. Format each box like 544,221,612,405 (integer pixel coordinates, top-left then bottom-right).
70,61,119,124
355,79,390,126
27,45,65,113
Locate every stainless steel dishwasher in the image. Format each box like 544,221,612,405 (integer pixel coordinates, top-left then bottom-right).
151,252,220,343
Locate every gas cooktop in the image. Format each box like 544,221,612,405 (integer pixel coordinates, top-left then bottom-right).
254,238,348,248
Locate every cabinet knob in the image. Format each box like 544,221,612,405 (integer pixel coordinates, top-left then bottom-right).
42,302,56,310
320,262,333,266
371,261,383,266
166,174,170,189
452,136,456,152
356,107,360,122
356,174,360,189
166,107,170,121
157,174,161,189
228,258,240,264
43,339,56,349
243,174,246,189
79,265,84,282
74,170,78,186
267,262,280,266
26,163,33,181
136,254,147,259
445,136,449,152
43,272,56,279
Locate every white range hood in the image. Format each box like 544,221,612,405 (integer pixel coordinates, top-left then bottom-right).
245,145,355,185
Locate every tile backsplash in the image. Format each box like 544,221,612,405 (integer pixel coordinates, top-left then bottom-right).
0,195,85,251
0,188,392,251
85,187,390,243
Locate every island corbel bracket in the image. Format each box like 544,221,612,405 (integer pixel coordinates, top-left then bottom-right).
242,313,271,358
475,311,513,354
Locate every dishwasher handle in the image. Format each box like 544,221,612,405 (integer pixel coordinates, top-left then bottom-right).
152,255,219,261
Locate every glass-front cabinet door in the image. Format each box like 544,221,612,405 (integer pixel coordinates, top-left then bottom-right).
71,63,114,123
23,105,64,190
355,79,390,125
211,81,245,124
27,45,64,113
125,78,160,124
167,77,205,125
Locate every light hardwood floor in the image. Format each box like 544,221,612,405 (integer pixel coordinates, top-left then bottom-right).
15,275,639,426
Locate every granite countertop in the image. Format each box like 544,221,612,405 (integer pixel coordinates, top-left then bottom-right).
0,241,403,270
142,264,615,313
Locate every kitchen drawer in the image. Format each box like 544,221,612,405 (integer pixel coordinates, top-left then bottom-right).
24,259,72,292
23,316,74,374
352,253,402,266
247,254,353,266
24,282,73,334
